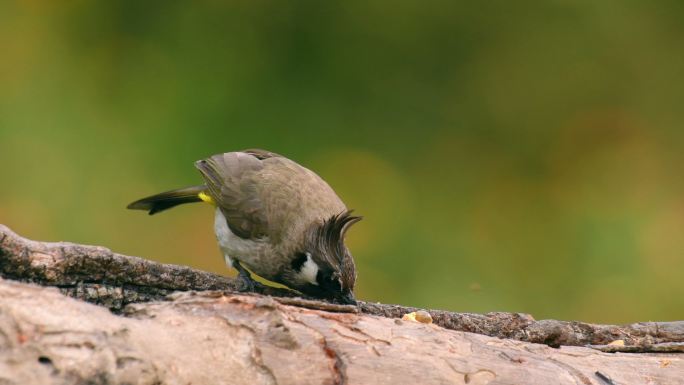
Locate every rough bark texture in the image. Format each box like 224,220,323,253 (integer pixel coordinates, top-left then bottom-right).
2,279,683,385
1,224,684,384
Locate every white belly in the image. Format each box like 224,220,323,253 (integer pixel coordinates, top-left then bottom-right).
213,208,270,273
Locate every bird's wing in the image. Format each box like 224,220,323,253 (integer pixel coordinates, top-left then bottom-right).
242,148,283,160
195,151,273,239
196,150,347,242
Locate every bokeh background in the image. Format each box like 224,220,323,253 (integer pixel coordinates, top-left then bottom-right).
2,1,684,323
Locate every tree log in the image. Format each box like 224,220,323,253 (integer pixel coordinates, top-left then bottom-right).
2,279,683,385
1,224,683,384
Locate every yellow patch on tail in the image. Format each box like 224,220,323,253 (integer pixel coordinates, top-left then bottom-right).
198,191,216,205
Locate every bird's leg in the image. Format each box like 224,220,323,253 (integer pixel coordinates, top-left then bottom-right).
233,260,265,293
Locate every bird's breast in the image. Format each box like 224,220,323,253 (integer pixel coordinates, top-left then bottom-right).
213,207,279,279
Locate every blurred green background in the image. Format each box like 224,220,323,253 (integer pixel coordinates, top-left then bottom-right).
2,1,684,323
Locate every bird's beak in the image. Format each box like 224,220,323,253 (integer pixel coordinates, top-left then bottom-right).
338,291,357,305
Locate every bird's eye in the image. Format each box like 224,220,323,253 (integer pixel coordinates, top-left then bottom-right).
329,275,342,291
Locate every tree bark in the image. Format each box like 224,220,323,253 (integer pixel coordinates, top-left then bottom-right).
1,224,683,384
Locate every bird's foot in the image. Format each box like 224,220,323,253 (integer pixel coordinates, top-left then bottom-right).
236,272,265,293
232,260,266,293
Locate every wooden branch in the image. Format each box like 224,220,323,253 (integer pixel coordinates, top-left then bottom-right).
2,224,684,352
1,278,682,385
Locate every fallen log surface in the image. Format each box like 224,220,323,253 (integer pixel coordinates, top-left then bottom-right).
1,224,683,369
1,278,682,385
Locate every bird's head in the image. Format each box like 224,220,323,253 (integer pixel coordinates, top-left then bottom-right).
286,211,361,304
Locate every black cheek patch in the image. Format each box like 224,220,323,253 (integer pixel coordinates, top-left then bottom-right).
291,252,308,272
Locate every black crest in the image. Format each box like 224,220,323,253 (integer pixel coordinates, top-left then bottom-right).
319,211,362,260
313,210,362,290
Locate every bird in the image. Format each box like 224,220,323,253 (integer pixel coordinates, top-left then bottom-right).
127,149,361,304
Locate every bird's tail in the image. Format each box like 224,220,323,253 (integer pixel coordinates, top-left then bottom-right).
127,185,209,215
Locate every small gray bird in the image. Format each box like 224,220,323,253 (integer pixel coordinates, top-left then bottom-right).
127,149,360,304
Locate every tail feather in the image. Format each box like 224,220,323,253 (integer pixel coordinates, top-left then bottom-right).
127,185,206,215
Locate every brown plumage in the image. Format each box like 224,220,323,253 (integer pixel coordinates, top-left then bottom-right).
127,149,361,304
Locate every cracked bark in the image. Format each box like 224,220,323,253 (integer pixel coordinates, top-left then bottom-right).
1,224,684,384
